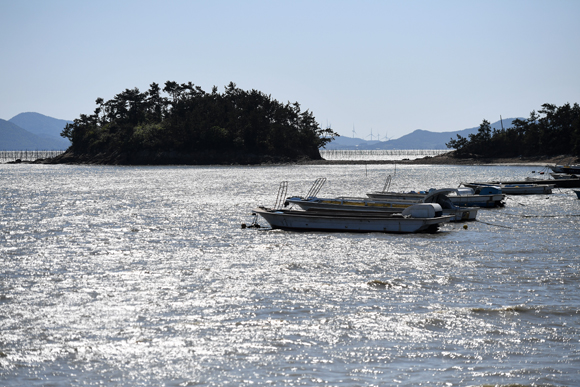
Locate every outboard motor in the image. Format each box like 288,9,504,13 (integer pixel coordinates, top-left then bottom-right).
435,194,455,209
402,203,443,218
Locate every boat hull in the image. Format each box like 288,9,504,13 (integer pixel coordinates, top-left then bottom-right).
485,178,580,189
286,197,410,212
287,199,477,222
367,192,504,208
551,165,580,174
465,183,553,195
446,195,504,208
253,207,452,233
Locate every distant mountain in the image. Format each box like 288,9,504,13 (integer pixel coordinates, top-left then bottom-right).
323,118,521,150
8,112,71,149
2,112,521,152
0,117,70,150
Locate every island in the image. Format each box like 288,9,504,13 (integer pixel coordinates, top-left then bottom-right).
50,81,338,165
34,94,580,167
445,102,580,160
300,102,580,167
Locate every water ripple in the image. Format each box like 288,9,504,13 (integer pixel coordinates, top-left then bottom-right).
1,164,579,386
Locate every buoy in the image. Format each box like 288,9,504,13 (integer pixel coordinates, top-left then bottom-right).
367,280,392,288
463,224,468,230
241,223,247,229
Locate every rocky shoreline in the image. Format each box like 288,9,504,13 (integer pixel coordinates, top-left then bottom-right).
298,152,579,167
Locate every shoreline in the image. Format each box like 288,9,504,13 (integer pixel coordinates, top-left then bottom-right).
4,152,578,167
298,153,579,167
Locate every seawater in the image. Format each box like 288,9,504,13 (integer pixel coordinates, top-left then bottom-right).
1,163,579,386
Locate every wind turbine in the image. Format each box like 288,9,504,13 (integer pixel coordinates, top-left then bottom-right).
366,128,375,141
352,124,357,138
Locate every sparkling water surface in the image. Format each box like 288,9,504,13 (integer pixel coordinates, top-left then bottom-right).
1,163,579,386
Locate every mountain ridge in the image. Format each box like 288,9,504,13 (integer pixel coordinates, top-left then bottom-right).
324,118,520,150
0,112,71,150
0,119,69,150
1,112,521,151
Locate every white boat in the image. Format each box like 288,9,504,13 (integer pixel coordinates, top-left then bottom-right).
464,182,553,195
286,188,478,222
253,203,453,233
367,187,505,208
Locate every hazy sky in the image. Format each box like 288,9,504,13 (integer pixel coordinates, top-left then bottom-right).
1,0,579,139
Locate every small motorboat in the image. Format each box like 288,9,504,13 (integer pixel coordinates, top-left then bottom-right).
479,176,580,188
368,186,505,208
550,165,580,175
286,188,478,222
366,173,503,208
253,203,453,233
550,173,578,180
464,182,553,195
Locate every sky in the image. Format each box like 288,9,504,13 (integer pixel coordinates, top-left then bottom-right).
1,0,579,140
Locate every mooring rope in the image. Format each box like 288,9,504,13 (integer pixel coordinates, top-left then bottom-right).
475,219,513,229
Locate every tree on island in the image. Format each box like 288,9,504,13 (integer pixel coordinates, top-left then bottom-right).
446,102,580,158
60,81,338,164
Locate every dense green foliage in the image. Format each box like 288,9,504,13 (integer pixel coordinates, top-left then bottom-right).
61,82,337,163
446,103,580,158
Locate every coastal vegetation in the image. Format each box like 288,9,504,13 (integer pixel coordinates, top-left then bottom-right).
59,82,338,164
446,102,580,158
